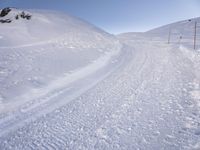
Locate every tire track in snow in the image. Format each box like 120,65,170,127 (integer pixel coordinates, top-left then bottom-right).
0,41,200,149
0,45,129,137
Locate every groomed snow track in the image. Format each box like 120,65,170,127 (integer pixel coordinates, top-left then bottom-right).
0,39,200,150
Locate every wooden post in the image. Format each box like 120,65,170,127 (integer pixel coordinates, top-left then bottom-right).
168,28,171,44
179,36,182,45
194,21,197,50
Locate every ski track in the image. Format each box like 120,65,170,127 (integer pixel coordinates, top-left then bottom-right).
0,40,200,150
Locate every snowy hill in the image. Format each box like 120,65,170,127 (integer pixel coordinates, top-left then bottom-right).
1,8,200,150
147,17,200,48
147,17,200,36
0,7,119,47
0,8,122,113
119,17,200,49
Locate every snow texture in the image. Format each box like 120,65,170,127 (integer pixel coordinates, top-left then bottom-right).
0,8,200,150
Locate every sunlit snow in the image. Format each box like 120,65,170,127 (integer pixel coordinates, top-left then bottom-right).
0,8,200,150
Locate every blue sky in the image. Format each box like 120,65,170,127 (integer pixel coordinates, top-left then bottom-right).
0,0,200,34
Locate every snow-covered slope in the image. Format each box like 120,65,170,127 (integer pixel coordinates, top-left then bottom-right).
0,8,122,113
147,17,200,36
0,7,119,47
1,8,200,149
115,18,200,150
147,17,200,49
119,17,200,49
1,15,200,149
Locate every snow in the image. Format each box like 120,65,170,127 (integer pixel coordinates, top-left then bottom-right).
0,8,122,114
0,8,200,150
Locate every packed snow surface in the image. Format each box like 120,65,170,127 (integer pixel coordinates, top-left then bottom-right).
0,8,200,150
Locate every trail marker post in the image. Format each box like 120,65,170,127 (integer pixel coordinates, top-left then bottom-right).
194,21,197,50
168,28,171,44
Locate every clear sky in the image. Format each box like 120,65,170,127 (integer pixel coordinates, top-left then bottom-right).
0,0,200,34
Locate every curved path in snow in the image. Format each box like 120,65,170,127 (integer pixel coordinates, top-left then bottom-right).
0,44,128,136
0,40,200,150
